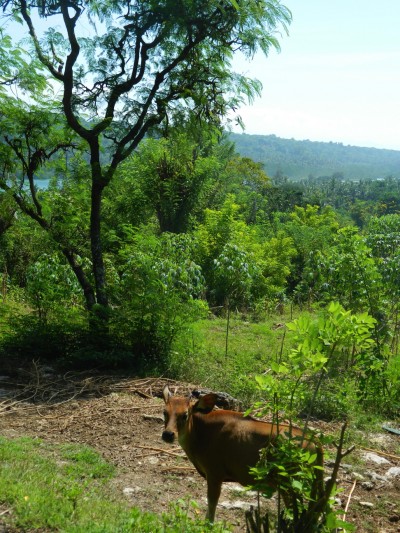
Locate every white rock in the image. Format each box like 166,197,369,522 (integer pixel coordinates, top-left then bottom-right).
361,481,375,491
338,463,353,471
367,471,388,482
369,433,391,446
123,486,141,496
224,483,246,493
363,452,391,465
145,456,159,465
224,484,258,497
385,467,400,478
219,500,255,511
359,501,374,508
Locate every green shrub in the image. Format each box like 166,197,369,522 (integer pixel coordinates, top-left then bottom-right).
0,313,86,362
112,232,208,373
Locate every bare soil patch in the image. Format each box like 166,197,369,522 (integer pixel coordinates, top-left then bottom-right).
0,366,399,532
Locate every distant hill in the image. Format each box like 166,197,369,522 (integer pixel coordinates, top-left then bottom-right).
229,133,400,181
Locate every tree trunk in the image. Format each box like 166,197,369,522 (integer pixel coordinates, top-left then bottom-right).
62,248,96,310
90,170,108,309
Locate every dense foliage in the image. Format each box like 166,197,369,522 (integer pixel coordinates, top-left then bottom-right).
0,0,398,418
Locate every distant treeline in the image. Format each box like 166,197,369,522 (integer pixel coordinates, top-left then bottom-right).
229,133,400,181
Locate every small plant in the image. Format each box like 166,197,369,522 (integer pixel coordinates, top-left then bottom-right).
248,425,354,532
247,302,369,531
162,499,231,532
214,243,256,356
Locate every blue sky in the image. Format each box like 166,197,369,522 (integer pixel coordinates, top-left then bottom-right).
232,0,400,150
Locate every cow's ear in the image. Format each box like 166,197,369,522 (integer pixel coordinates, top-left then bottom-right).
162,385,172,404
193,393,218,413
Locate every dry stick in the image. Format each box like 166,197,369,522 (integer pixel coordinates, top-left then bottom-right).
359,446,400,461
139,452,169,459
142,414,164,422
0,392,38,414
133,390,153,399
36,394,87,410
138,451,186,459
342,479,357,525
96,404,161,413
135,445,186,458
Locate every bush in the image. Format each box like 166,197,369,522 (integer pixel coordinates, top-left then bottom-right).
0,313,86,362
0,312,134,370
112,232,208,373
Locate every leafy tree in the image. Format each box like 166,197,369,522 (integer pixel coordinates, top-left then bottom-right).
314,227,382,316
26,252,83,322
249,302,377,530
196,196,257,302
0,207,53,289
113,134,223,233
0,69,88,305
366,215,400,349
113,231,207,370
222,156,272,224
0,0,291,320
195,195,295,308
0,193,15,238
308,227,392,400
276,204,340,300
0,31,47,94
348,199,375,229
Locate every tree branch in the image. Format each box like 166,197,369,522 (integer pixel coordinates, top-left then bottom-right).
19,0,63,81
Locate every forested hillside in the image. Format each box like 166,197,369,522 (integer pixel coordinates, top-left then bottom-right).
230,132,400,180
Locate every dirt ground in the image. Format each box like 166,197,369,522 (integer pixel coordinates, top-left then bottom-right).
0,366,399,532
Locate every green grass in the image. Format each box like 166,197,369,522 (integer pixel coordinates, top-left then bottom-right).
170,313,297,403
170,308,400,425
0,437,230,532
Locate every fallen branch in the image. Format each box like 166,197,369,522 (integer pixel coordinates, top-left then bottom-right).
0,396,37,414
135,445,186,458
96,404,161,414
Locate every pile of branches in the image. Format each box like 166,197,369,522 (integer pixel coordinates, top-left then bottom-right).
0,361,191,415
